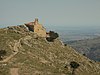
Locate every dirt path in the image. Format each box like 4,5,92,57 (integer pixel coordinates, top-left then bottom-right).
0,51,18,63
0,38,21,63
0,36,32,63
10,68,19,75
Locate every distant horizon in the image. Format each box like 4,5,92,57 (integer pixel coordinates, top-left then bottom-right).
0,23,100,28
0,21,100,42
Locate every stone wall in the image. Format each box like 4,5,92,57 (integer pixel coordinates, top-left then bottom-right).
34,24,46,37
25,18,46,37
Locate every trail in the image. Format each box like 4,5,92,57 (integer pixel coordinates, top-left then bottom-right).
0,38,21,63
0,36,32,63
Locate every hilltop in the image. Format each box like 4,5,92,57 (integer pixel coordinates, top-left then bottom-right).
0,22,100,75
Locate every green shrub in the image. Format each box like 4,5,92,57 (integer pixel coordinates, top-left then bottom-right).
70,61,80,75
70,61,79,69
46,31,59,42
0,50,7,60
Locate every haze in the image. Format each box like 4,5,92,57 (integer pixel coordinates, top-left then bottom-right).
0,0,100,27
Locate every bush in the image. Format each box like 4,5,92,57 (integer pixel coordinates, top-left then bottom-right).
64,44,67,46
0,50,7,60
46,37,54,42
70,61,80,69
83,53,86,56
46,31,59,42
49,31,59,39
70,61,80,75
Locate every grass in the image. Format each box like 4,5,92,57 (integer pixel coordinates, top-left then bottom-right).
0,26,100,75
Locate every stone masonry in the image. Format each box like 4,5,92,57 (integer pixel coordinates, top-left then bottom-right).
25,18,46,37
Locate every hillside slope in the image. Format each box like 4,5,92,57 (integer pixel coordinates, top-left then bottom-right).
0,25,100,75
65,37,100,61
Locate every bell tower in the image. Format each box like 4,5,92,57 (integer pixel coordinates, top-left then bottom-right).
34,18,38,25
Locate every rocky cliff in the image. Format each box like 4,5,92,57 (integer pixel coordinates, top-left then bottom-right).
0,25,100,75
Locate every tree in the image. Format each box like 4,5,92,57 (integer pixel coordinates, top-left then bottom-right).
49,31,59,39
46,31,59,42
70,61,80,75
0,50,7,60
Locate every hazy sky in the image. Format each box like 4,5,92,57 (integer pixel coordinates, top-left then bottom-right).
0,0,100,27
